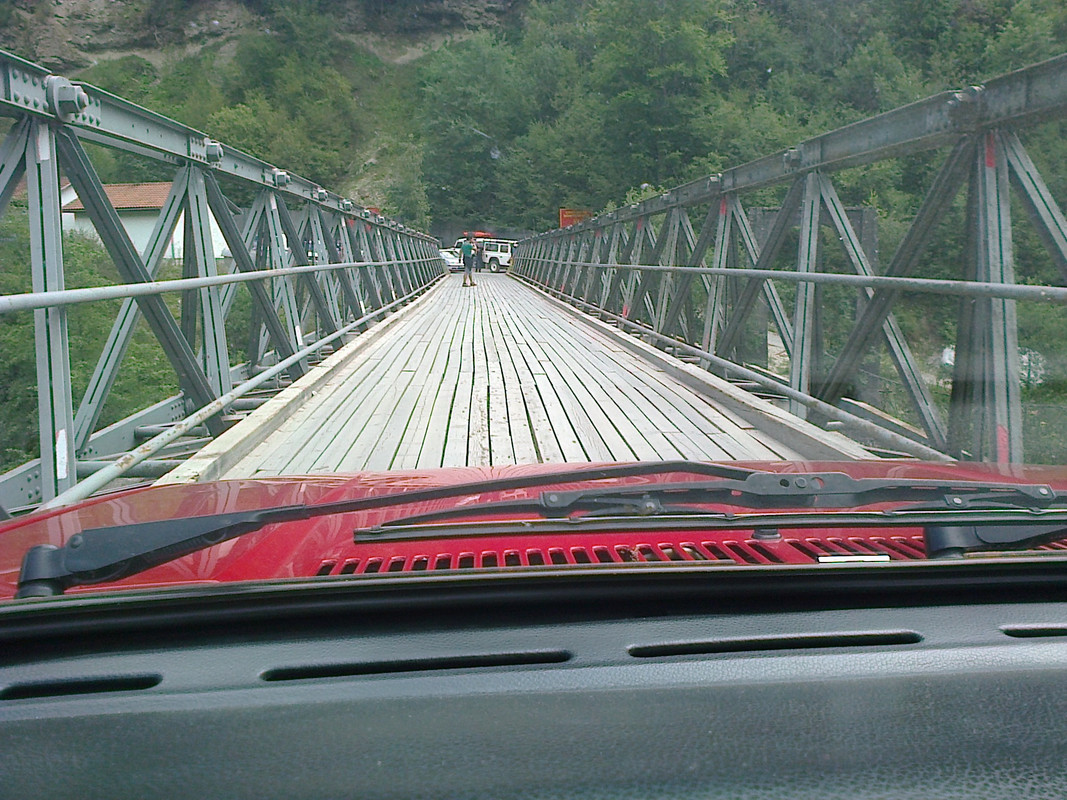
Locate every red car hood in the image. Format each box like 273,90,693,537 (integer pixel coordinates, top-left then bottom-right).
3,460,1067,602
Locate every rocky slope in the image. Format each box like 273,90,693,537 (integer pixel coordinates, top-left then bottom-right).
1,0,520,71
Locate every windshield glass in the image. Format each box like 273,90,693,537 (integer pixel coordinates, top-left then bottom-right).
1,1,1066,602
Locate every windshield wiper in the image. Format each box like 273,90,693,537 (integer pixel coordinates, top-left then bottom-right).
17,466,1067,598
14,460,757,598
360,472,1061,529
355,472,1067,560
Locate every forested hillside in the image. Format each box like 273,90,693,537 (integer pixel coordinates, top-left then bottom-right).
5,0,1064,231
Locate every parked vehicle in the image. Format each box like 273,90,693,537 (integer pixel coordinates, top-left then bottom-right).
452,236,517,272
439,248,463,271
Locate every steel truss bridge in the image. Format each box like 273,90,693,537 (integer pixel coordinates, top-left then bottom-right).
2,48,1067,513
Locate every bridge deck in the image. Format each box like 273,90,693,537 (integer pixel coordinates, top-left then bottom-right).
163,275,870,483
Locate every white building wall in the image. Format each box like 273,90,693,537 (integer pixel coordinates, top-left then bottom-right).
63,209,229,261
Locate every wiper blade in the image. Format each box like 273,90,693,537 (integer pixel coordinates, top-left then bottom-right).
361,472,1060,531
357,472,1067,558
15,460,758,598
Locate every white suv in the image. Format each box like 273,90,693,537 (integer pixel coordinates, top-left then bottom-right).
480,239,515,272
454,238,517,272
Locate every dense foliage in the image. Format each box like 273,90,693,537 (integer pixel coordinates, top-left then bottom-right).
70,0,1067,231
420,0,1067,229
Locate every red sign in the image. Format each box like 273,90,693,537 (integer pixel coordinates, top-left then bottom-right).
559,208,593,228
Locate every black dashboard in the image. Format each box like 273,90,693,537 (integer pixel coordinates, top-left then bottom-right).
3,562,1067,798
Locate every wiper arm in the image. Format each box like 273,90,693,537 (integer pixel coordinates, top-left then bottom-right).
15,460,758,598
363,472,1060,530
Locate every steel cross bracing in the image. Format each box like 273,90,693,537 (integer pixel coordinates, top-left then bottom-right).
513,54,1067,465
0,49,444,511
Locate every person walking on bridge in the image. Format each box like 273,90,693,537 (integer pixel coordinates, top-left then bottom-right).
460,234,477,287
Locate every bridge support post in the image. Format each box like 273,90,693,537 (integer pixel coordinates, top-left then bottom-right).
789,173,822,418
949,130,1023,463
26,120,76,500
185,169,233,396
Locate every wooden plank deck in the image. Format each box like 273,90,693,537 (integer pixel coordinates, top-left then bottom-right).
161,274,872,484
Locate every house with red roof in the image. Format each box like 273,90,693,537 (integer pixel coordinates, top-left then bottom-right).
63,182,228,260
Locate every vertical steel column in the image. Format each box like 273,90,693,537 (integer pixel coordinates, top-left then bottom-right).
652,208,683,333
716,178,806,358
621,217,653,318
186,168,232,396
354,221,387,307
26,120,75,500
627,208,672,327
579,225,609,303
949,131,1023,462
731,200,792,358
543,236,565,287
702,197,732,358
821,136,976,404
661,200,719,340
275,196,339,336
600,223,628,311
370,225,398,301
562,230,592,298
671,208,704,342
219,192,265,317
316,209,364,325
308,209,343,323
789,172,822,418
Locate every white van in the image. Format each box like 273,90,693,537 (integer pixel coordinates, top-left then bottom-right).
453,237,517,272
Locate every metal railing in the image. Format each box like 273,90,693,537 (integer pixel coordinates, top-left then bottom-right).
513,53,1067,465
0,48,444,510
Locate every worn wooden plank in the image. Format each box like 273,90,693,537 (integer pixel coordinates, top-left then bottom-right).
416,285,474,468
200,273,871,482
440,291,478,466
483,280,543,463
523,311,685,461
505,294,622,461
467,290,492,466
286,303,446,473
230,311,433,476
493,293,582,462
344,297,457,471
390,284,470,469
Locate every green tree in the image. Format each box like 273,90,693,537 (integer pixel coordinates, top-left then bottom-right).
586,0,732,185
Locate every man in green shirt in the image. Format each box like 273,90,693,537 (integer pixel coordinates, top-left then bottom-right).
460,235,477,287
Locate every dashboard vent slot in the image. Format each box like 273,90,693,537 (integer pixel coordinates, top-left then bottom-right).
1001,625,1067,638
261,650,572,682
1,673,161,701
628,630,922,658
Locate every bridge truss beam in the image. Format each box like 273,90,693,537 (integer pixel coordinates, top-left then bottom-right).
0,49,443,509
514,54,1067,464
